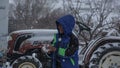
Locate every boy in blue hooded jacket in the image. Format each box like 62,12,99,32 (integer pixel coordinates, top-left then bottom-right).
50,14,79,68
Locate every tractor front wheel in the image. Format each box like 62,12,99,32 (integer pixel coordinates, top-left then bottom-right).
12,56,42,68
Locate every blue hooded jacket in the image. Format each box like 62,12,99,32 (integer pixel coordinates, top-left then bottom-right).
52,15,79,68
56,15,75,49
56,15,75,36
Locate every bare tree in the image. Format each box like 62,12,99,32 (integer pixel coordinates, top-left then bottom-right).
63,0,119,45
9,0,66,32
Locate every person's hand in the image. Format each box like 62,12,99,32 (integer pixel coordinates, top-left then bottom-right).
42,44,56,54
47,45,56,53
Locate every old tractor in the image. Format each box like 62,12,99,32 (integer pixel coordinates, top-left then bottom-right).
6,23,120,68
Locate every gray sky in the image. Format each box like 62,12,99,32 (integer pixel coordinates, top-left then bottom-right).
9,0,14,4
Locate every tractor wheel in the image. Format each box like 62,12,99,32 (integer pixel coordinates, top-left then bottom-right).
89,42,120,68
12,56,42,68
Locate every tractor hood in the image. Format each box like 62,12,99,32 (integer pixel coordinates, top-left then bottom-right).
10,29,57,40
8,29,58,47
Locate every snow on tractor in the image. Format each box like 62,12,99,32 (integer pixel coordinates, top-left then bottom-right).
6,23,120,68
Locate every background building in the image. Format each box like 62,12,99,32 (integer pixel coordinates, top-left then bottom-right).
0,0,8,50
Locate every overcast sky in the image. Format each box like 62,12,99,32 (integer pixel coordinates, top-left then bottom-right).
9,0,14,4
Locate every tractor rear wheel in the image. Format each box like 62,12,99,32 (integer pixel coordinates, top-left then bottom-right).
89,42,120,68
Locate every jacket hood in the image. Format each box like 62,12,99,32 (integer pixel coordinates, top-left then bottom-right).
56,15,75,35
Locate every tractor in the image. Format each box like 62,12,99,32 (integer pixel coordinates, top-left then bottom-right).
6,23,120,68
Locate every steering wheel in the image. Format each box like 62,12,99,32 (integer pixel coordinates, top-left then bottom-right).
76,21,91,32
